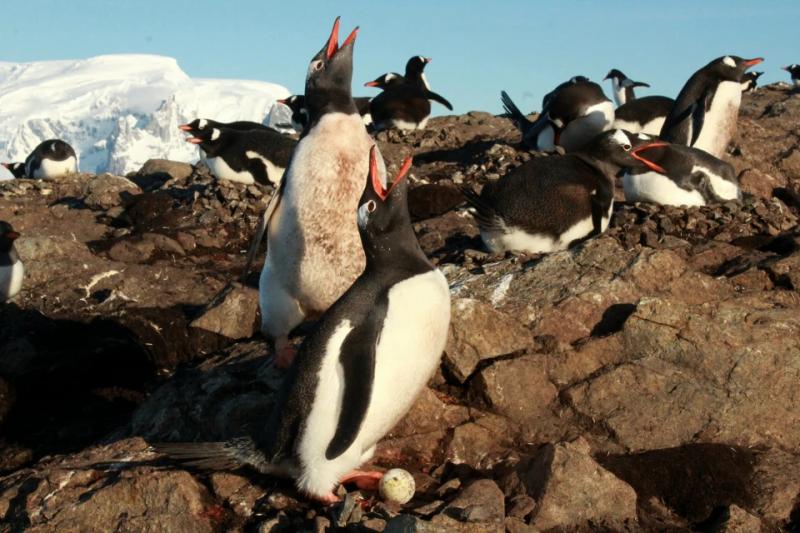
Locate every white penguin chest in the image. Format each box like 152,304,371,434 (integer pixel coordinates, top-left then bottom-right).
206,156,256,184
693,81,741,157
33,156,77,179
623,171,705,206
0,260,24,301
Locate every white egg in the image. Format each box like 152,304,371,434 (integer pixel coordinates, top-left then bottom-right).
378,468,416,505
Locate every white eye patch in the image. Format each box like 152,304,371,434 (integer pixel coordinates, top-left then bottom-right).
723,56,736,68
211,128,220,141
199,119,208,129
611,129,630,146
357,200,377,229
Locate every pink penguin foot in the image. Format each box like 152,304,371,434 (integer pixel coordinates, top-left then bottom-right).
339,470,384,491
315,492,341,505
274,344,297,369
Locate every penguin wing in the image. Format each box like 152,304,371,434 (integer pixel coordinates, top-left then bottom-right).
241,165,288,281
689,88,712,146
500,91,533,128
425,90,453,110
325,311,384,460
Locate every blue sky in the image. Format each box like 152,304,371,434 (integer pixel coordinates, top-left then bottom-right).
4,1,799,115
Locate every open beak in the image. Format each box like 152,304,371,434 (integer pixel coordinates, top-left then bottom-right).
324,16,358,60
178,124,192,132
5,231,19,241
186,137,204,145
743,57,764,68
277,98,288,105
370,146,413,201
631,142,669,174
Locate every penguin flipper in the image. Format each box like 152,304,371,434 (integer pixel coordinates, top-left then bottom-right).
151,437,294,477
426,90,453,111
689,89,711,146
324,315,384,460
241,171,287,282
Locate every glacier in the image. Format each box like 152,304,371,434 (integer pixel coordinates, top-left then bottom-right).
0,54,292,175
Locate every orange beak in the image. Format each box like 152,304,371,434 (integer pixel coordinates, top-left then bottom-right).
187,137,203,144
631,142,669,174
370,146,413,201
178,124,192,132
324,17,357,60
743,57,764,68
364,80,381,87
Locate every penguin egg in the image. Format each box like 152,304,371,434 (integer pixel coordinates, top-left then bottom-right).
378,468,416,504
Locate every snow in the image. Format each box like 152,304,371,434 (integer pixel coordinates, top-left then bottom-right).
0,54,291,175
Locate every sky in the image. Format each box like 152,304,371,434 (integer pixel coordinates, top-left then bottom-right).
3,1,799,116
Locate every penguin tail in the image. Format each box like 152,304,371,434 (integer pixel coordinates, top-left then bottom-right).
151,437,293,477
500,91,532,128
460,185,503,230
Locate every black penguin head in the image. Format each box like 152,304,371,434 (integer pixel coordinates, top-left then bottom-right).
185,127,225,155
356,146,413,239
277,95,309,131
178,118,213,135
782,64,800,78
604,69,627,82
0,221,20,253
405,56,431,78
707,55,764,82
2,162,26,178
741,71,764,92
364,72,404,89
304,17,359,118
584,129,668,173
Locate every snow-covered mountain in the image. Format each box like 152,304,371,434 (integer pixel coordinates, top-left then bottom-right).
0,55,292,175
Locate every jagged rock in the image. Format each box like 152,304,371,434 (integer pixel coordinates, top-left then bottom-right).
441,478,505,524
190,284,259,340
82,173,141,209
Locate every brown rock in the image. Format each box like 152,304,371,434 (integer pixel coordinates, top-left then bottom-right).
209,472,266,518
190,284,259,340
108,238,156,263
715,505,764,532
82,174,141,209
442,478,505,524
139,159,193,182
444,298,531,382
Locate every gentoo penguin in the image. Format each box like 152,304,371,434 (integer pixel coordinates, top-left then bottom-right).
368,56,453,131
781,65,800,87
502,77,614,152
154,146,449,504
660,55,763,158
1,162,26,179
179,118,270,135
185,126,296,185
278,94,373,132
0,221,24,302
622,139,742,206
741,71,764,93
24,139,78,179
259,17,374,367
363,72,404,89
463,129,658,254
604,69,651,106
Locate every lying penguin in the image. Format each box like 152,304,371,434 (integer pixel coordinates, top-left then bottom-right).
622,139,742,206
154,146,450,504
502,76,614,152
25,139,78,179
782,64,800,87
463,129,659,254
1,162,26,179
0,221,24,302
179,118,270,135
185,126,296,185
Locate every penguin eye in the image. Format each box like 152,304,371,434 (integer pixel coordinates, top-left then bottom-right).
312,60,324,72
622,144,632,152
366,200,377,213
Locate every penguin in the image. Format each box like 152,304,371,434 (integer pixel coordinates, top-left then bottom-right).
178,118,270,136
368,56,453,131
463,129,660,254
781,65,800,87
0,221,24,302
603,69,652,106
660,55,764,158
153,146,449,504
613,96,675,135
622,140,742,206
502,77,614,152
258,17,375,368
1,162,26,179
185,126,296,186
277,94,373,132
741,71,764,93
363,72,404,89
24,139,78,179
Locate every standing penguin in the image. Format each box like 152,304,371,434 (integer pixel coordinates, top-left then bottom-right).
622,140,742,206
660,55,763,158
462,129,658,254
604,69,651,106
184,126,296,185
277,94,373,132
154,147,450,504
1,162,26,179
258,17,374,367
0,221,24,302
24,139,78,179
741,71,764,93
781,65,800,87
603,68,675,135
502,77,614,152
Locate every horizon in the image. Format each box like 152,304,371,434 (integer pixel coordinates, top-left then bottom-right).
3,1,800,116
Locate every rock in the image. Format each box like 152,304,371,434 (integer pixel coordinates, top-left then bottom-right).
108,238,156,263
190,284,259,340
137,158,193,186
521,437,638,530
209,472,266,518
143,232,186,256
446,415,510,469
444,298,531,382
442,479,505,524
82,173,141,209
713,505,764,532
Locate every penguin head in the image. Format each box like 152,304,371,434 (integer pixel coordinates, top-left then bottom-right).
710,56,764,82
741,71,764,92
357,146,413,234
603,69,627,83
1,162,26,178
405,56,431,78
782,64,800,77
586,129,668,174
0,221,20,253
178,118,211,135
364,72,403,89
185,127,223,154
305,17,358,115
277,95,309,131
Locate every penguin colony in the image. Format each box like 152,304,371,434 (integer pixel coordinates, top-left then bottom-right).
1,14,794,504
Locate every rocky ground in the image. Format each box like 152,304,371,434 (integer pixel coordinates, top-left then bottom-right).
1,84,800,532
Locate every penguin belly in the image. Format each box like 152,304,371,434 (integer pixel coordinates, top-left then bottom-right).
535,124,556,151
623,172,705,206
295,270,450,497
613,116,665,136
33,156,77,179
692,164,742,201
559,101,615,151
0,260,24,301
693,81,741,158
206,156,256,184
245,151,285,185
